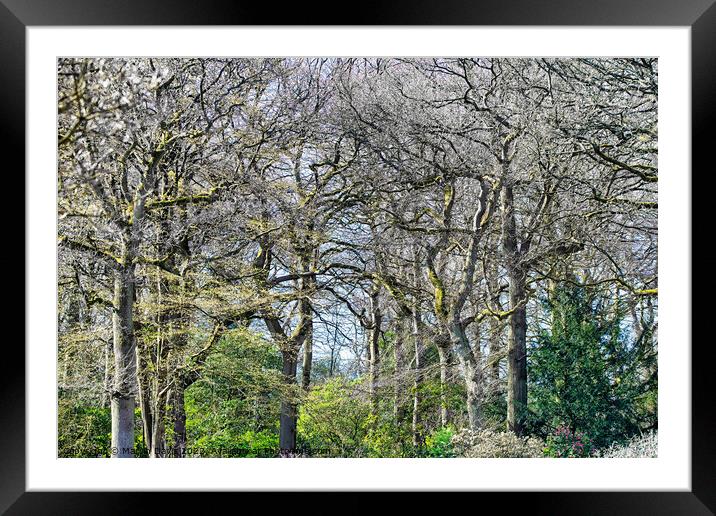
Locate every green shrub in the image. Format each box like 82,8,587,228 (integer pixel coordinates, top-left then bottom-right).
424,426,456,457
190,428,278,457
184,328,283,456
58,401,148,457
297,377,371,457
58,400,111,457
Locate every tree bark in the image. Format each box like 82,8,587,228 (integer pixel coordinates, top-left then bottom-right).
368,287,382,413
487,316,502,386
300,269,315,391
502,182,529,435
436,342,450,427
136,348,153,455
279,349,299,453
149,365,168,458
447,320,482,430
101,340,111,409
301,323,313,390
110,137,160,457
506,272,528,435
171,379,187,458
393,316,404,422
110,262,137,458
411,310,423,447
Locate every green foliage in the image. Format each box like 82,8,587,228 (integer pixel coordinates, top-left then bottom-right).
297,377,371,456
190,429,279,457
58,399,111,457
363,415,416,458
481,392,508,430
424,426,456,457
411,377,466,436
528,284,651,448
133,408,149,457
58,400,148,457
297,376,463,458
184,328,283,457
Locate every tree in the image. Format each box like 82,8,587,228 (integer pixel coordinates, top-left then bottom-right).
528,283,652,448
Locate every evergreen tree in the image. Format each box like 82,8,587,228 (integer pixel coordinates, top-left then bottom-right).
528,284,646,448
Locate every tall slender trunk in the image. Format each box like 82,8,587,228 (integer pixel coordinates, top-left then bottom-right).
411,310,423,447
301,322,313,390
393,316,404,422
329,347,335,377
368,288,382,413
300,270,314,391
136,349,153,454
110,138,159,457
502,182,529,436
448,320,482,430
101,340,111,408
279,349,299,452
436,342,450,427
171,379,187,458
149,359,168,458
506,269,528,435
169,247,191,458
148,219,173,458
111,262,137,458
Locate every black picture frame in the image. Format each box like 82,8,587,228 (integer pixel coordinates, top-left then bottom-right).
4,1,714,513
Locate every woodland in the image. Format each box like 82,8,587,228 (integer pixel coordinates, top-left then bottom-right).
57,57,658,458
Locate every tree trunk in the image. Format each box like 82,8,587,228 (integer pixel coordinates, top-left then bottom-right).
101,340,111,409
448,320,482,430
368,288,382,413
506,267,528,435
487,317,502,386
299,254,315,391
436,343,450,427
393,316,404,422
150,408,166,457
279,349,299,453
149,385,167,458
110,263,137,458
301,323,313,390
171,379,187,458
411,310,423,448
501,182,529,436
136,350,153,455
486,259,503,388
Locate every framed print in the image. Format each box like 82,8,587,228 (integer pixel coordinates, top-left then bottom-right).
6,0,714,513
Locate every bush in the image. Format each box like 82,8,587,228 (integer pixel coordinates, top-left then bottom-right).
297,377,372,457
190,429,278,457
298,377,420,457
544,425,594,457
184,329,283,456
58,400,111,457
451,429,546,458
599,431,658,458
58,401,148,457
424,426,456,457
